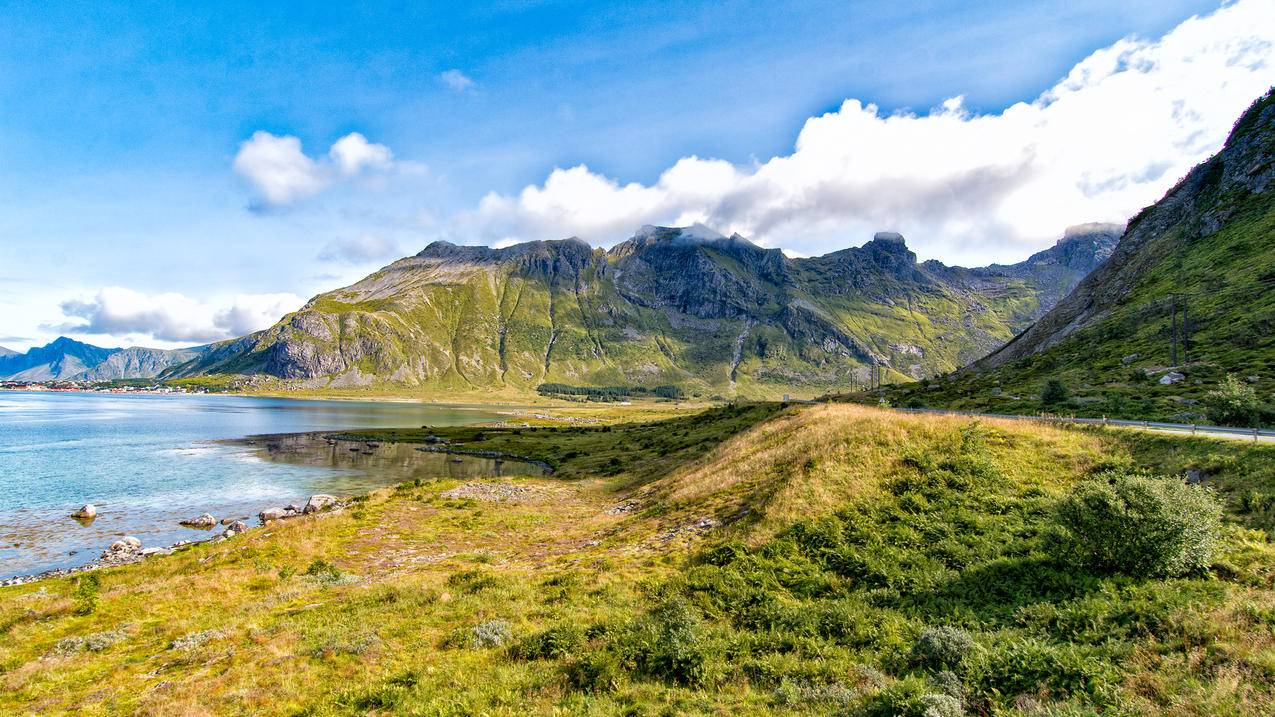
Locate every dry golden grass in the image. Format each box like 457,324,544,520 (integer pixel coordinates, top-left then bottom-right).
636,403,1111,543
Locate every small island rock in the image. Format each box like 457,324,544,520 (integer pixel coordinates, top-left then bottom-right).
179,512,217,528
71,504,97,519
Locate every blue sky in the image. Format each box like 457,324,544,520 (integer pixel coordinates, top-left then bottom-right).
1,0,1270,350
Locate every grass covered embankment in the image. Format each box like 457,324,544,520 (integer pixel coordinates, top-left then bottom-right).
3,403,1275,715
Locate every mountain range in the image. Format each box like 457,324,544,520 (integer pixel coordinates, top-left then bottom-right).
36,87,1275,402
0,337,202,382
162,222,1116,397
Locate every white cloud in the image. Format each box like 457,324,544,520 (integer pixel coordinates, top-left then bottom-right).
234,131,401,208
329,132,394,175
53,287,304,344
453,0,1275,265
439,69,475,92
317,234,403,264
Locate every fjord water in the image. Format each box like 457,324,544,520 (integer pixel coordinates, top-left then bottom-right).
0,392,513,579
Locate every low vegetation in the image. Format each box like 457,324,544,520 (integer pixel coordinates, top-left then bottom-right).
3,403,1275,715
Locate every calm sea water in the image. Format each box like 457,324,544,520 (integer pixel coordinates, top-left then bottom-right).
0,391,525,579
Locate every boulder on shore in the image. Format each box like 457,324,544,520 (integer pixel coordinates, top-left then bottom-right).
259,507,288,522
110,536,141,552
222,520,249,538
303,494,339,514
179,513,217,529
100,536,144,565
71,504,97,520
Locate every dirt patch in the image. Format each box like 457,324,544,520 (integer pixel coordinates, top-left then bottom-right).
440,482,534,503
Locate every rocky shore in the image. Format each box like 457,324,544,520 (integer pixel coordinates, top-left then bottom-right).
1,493,348,588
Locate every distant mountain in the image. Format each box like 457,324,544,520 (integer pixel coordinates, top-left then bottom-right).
169,222,1114,397
0,337,204,381
887,88,1275,420
0,346,16,357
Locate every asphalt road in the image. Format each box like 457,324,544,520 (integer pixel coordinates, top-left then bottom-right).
891,407,1275,444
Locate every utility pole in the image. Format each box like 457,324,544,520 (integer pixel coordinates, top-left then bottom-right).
1169,294,1178,366
1181,297,1189,364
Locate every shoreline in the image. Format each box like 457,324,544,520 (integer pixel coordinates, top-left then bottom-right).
2,429,549,586
0,502,352,588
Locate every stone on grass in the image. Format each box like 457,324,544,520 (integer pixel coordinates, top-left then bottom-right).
303,494,339,514
1159,371,1185,385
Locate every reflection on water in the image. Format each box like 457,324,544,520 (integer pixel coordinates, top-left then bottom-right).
245,432,547,491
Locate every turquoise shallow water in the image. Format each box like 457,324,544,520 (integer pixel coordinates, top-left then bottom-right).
0,391,522,579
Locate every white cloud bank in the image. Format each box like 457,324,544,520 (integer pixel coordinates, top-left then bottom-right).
53,288,305,344
454,0,1275,265
233,131,406,208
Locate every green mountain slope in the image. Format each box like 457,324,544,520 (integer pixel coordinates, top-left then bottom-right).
168,225,1115,398
882,89,1275,421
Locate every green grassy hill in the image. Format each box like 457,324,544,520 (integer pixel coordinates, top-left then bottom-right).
877,90,1275,424
4,403,1275,715
165,224,1115,400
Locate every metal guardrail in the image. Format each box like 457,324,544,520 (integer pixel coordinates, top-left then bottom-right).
890,407,1275,442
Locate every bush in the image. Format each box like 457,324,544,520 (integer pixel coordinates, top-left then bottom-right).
1051,469,1222,577
910,626,975,670
564,651,624,692
72,574,101,616
1203,374,1265,427
469,620,512,648
976,636,1113,698
1041,379,1069,407
511,623,585,660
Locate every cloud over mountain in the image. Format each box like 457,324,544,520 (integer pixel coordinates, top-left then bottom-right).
317,234,403,264
52,287,304,344
454,0,1275,265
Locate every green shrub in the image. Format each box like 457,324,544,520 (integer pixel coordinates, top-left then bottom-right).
511,623,585,660
1051,469,1222,577
601,596,711,687
910,626,975,671
71,573,101,616
304,558,340,579
563,651,624,692
975,636,1113,698
1203,374,1266,427
863,677,963,717
1041,379,1069,407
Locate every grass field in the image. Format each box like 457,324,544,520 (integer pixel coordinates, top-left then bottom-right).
3,403,1275,715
